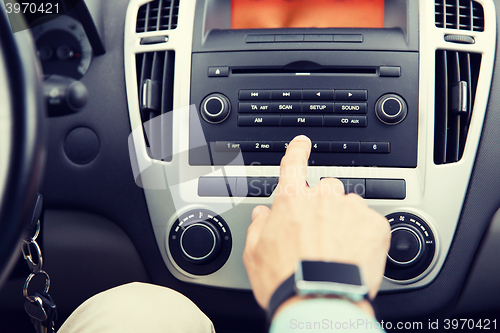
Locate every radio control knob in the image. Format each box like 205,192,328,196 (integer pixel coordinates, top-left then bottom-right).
375,94,407,125
180,222,221,264
387,225,424,267
201,93,231,123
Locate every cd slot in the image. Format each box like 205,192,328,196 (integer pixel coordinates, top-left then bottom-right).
231,67,377,75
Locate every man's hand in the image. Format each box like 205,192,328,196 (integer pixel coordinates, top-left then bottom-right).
243,135,391,314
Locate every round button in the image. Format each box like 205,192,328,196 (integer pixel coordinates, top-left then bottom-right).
201,93,231,123
375,94,407,125
180,222,221,264
388,227,422,265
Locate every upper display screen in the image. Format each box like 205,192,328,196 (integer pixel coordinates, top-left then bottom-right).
231,0,385,29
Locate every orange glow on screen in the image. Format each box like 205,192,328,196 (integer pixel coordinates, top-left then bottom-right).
231,0,385,29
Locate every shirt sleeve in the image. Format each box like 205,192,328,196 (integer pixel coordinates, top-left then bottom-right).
269,298,386,332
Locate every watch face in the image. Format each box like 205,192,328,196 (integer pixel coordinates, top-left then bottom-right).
301,261,363,286
295,261,368,300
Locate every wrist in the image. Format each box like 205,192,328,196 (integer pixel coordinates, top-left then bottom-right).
273,296,374,320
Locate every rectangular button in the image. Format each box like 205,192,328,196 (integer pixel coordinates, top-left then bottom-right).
239,103,271,113
303,89,334,100
215,141,243,152
331,142,360,153
271,102,302,113
281,116,323,126
340,178,366,197
243,141,273,152
334,90,367,101
304,34,334,42
379,66,401,77
198,177,236,197
275,34,304,42
238,116,280,126
365,179,406,199
360,142,391,153
246,35,275,43
324,116,367,127
272,141,290,152
334,103,367,114
239,90,271,100
334,34,363,42
312,141,330,152
235,177,279,197
303,102,334,113
208,66,229,77
271,90,302,100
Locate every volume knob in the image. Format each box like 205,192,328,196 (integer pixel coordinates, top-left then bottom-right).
375,94,407,125
201,93,231,124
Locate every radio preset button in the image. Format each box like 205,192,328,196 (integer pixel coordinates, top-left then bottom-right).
239,89,271,100
271,102,302,113
272,141,290,152
303,90,334,100
239,103,271,113
271,90,302,100
360,142,391,153
324,116,367,127
311,141,330,152
331,142,360,153
238,116,280,126
281,116,323,127
335,90,367,101
243,141,273,152
214,141,243,152
303,102,334,113
334,102,367,114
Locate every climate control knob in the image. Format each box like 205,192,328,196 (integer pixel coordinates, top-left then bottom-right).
168,209,232,275
375,93,407,125
384,212,436,281
201,93,231,123
180,222,221,264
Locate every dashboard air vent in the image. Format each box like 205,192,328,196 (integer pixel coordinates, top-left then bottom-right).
435,0,485,32
136,0,179,33
136,51,175,161
434,50,481,164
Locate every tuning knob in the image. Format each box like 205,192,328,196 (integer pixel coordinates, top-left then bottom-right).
375,94,407,125
201,93,231,123
384,213,436,281
168,209,232,275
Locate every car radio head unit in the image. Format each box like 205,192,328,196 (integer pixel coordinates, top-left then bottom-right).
190,0,418,168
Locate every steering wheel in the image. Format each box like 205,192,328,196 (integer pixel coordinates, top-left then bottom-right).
0,3,45,287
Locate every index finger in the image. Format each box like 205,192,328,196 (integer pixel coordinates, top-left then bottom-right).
279,135,312,188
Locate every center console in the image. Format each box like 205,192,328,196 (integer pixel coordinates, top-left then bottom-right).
124,0,496,293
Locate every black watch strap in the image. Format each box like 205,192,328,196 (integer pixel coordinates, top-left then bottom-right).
266,274,295,322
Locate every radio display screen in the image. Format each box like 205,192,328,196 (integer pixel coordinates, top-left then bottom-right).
231,0,385,29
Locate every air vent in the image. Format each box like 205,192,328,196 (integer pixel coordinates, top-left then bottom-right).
136,0,179,33
136,51,175,161
435,0,485,31
434,50,481,164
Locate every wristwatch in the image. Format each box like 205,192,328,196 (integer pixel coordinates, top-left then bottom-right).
266,261,369,321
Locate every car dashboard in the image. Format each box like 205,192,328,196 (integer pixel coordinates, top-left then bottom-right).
2,0,500,332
